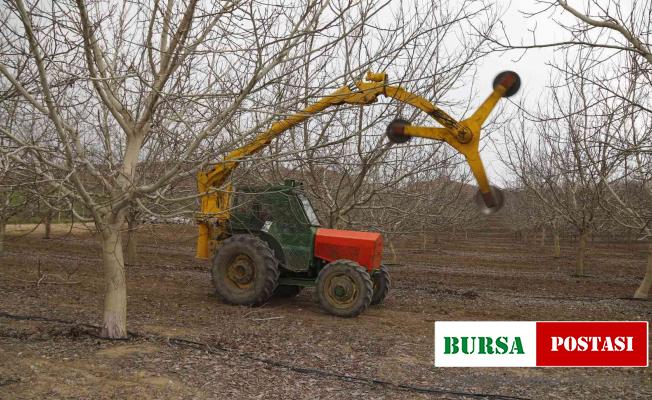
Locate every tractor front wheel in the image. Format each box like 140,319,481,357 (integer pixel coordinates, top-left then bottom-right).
316,260,373,317
211,234,279,306
370,265,390,305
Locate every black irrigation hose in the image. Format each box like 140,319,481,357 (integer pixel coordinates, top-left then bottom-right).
0,311,531,400
0,378,20,387
0,312,93,328
392,285,647,302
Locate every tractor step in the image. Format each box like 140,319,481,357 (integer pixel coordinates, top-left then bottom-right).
277,277,316,287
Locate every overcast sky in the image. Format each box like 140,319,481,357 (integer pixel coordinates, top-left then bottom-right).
473,0,569,184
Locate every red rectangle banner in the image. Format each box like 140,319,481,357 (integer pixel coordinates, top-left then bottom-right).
536,321,648,367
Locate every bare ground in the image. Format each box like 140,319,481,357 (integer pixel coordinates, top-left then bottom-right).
0,222,650,399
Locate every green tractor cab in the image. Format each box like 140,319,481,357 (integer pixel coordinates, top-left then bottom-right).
210,179,390,317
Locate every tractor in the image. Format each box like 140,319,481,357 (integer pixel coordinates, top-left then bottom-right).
196,71,521,317
213,180,388,316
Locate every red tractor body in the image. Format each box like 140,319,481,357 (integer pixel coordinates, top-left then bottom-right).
314,228,383,271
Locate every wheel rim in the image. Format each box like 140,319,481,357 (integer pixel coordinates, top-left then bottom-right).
226,254,255,289
325,274,358,308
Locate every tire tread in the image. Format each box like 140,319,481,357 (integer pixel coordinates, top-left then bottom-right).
316,259,373,317
211,234,279,306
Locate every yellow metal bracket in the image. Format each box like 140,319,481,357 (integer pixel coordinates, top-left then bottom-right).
386,71,519,209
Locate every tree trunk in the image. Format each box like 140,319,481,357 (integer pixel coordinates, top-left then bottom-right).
125,217,137,266
388,239,398,263
540,227,545,246
420,222,426,251
553,232,560,258
44,211,52,239
100,219,128,339
575,230,588,276
0,221,5,255
634,242,652,299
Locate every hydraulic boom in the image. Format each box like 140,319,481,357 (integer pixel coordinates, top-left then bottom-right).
196,71,520,259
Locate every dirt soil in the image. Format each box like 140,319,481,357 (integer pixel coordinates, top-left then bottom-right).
0,222,650,399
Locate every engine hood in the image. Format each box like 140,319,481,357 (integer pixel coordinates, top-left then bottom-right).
314,228,383,271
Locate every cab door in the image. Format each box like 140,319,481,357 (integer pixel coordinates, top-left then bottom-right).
262,192,315,272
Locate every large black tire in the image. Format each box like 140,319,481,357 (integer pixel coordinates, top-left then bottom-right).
211,234,279,306
316,259,373,317
370,265,390,305
273,285,303,298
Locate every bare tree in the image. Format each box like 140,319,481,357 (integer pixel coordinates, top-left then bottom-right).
0,0,402,338
0,97,30,254
0,0,505,337
0,147,24,255
594,59,652,298
501,52,624,276
494,0,652,295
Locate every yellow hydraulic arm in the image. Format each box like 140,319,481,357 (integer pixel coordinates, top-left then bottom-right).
196,71,520,259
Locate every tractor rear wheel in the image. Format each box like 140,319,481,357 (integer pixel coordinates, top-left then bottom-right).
211,234,279,306
316,259,373,317
370,265,390,305
273,285,303,298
